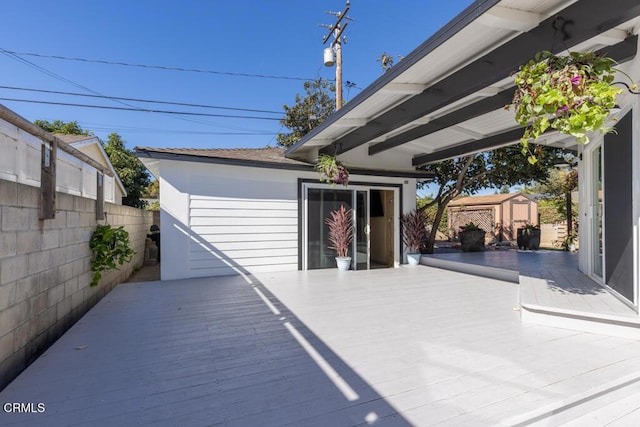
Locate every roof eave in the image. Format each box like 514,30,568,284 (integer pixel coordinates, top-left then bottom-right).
135,147,433,179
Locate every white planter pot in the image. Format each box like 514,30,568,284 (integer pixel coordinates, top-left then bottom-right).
335,257,352,271
407,253,421,266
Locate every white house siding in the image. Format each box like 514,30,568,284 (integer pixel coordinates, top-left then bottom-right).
158,158,417,281
160,160,302,280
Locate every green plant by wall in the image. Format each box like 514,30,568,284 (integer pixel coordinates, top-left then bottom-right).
460,221,480,231
89,224,135,287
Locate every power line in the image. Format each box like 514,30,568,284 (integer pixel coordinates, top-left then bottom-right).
0,98,283,121
0,85,283,114
3,50,316,82
0,47,261,129
89,127,274,135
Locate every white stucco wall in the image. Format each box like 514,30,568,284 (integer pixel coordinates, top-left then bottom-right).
158,159,416,280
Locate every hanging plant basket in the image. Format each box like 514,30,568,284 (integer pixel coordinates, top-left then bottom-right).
316,154,349,186
511,50,627,163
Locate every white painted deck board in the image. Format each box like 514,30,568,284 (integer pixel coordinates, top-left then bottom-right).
1,267,640,425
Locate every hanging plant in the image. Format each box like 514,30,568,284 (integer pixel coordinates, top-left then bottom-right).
510,50,629,163
316,154,349,186
89,224,135,287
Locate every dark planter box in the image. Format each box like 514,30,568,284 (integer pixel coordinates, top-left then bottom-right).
459,229,485,252
517,228,541,250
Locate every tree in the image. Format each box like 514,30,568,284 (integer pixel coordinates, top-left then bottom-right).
419,145,571,253
531,167,579,244
377,52,403,73
142,180,159,198
34,120,92,136
417,195,447,235
103,133,150,208
276,78,335,148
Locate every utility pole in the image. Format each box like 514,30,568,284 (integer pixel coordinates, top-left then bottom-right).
321,1,352,111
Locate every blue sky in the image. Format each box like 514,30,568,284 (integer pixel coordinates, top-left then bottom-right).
1,0,475,152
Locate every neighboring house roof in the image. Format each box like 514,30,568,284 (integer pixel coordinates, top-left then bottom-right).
54,134,95,144
285,0,640,167
55,134,127,196
135,146,433,180
448,193,535,207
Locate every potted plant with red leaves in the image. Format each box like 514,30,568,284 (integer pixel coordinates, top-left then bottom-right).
325,204,354,271
401,209,427,265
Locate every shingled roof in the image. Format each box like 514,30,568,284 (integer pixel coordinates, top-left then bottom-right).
135,146,313,168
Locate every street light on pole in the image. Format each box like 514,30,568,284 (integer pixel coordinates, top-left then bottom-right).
320,1,352,111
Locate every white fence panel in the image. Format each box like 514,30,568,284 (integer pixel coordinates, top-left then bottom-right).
0,117,117,202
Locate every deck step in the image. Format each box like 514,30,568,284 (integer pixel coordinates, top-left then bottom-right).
420,256,519,283
504,372,640,426
520,303,640,340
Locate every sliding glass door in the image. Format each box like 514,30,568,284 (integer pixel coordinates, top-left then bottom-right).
355,190,370,270
591,146,603,278
307,188,353,269
305,187,373,270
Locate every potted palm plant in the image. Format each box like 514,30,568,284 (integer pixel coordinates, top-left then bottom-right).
325,205,354,271
458,222,485,252
401,209,427,265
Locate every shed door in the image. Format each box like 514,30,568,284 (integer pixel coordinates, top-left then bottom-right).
511,202,531,239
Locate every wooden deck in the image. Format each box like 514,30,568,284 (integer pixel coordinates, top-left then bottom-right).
2,267,640,425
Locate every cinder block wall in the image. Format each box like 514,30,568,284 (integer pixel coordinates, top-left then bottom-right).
0,179,153,390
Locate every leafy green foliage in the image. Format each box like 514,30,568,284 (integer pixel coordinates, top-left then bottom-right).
104,133,150,208
315,154,349,186
377,52,404,73
530,168,579,243
325,205,354,258
418,145,570,253
142,180,159,198
34,119,92,136
277,78,335,147
461,222,480,231
511,51,622,162
401,210,427,253
417,196,448,234
145,201,160,211
537,199,565,223
89,224,135,287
